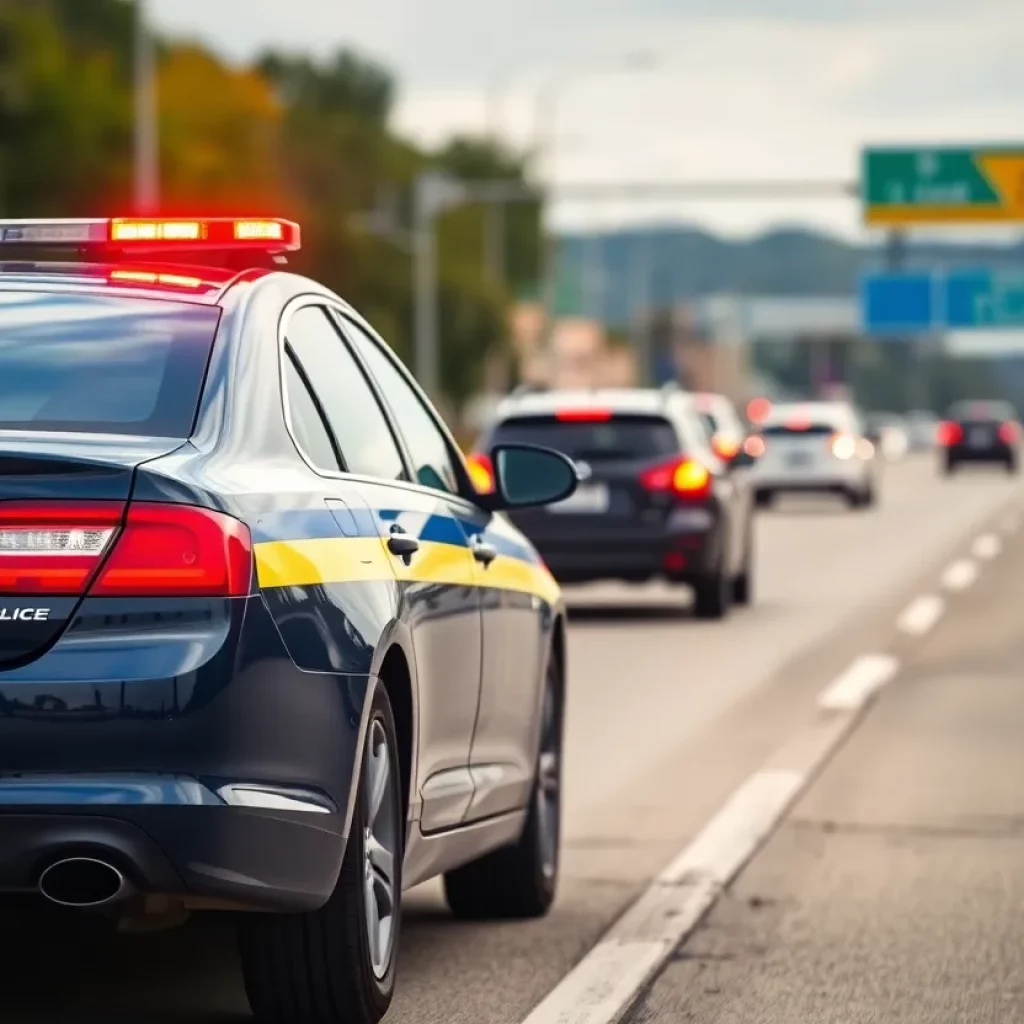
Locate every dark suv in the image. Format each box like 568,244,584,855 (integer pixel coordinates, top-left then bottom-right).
470,387,757,619
939,400,1021,474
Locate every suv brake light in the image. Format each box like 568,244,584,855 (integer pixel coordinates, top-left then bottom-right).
830,432,857,459
639,457,711,499
937,421,963,446
0,501,252,597
555,408,612,422
999,421,1019,443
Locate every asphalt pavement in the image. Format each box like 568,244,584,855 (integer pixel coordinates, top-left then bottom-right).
3,454,1020,1023
628,461,1024,1024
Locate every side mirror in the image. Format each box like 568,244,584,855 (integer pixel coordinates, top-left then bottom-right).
486,443,579,509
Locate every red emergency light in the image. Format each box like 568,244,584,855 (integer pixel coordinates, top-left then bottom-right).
0,217,301,255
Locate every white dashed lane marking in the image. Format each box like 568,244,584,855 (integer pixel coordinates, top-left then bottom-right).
972,533,1001,560
941,559,978,591
897,594,944,635
818,655,900,712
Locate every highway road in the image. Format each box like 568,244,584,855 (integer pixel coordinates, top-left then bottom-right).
4,454,1021,1023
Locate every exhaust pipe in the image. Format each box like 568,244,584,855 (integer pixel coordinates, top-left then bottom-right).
38,857,127,908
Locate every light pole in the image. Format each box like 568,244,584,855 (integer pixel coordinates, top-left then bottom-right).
412,172,469,401
133,0,159,213
531,52,660,370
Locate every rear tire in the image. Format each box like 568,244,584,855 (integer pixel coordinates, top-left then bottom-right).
944,458,957,476
732,521,754,606
238,684,403,1024
1007,456,1018,475
693,563,731,620
754,490,774,509
444,652,563,921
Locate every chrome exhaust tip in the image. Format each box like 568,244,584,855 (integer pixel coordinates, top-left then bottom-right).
38,857,127,908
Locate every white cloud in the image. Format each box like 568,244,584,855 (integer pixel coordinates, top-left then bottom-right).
148,0,1024,239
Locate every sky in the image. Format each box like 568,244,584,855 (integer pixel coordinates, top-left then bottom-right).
147,0,1024,240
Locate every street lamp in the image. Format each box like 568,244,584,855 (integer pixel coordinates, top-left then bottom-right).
531,52,660,368
133,0,159,213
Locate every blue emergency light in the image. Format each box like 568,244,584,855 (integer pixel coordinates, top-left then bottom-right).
0,216,301,254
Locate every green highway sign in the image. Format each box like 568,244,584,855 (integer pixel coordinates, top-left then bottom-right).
862,146,1024,226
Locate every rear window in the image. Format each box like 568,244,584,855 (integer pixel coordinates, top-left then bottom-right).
948,400,1016,422
0,291,220,437
490,414,679,461
760,422,838,437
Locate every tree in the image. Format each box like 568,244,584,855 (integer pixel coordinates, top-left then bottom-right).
0,3,132,215
432,136,542,299
157,44,286,214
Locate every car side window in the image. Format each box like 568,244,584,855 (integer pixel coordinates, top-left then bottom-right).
285,305,406,482
283,351,342,471
340,317,461,496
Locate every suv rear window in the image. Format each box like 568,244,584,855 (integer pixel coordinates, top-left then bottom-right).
948,400,1016,422
0,292,220,437
760,422,837,437
489,414,679,461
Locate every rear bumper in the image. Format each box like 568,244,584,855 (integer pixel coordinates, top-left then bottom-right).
750,464,869,495
0,595,369,911
946,444,1013,462
525,514,725,585
0,798,346,911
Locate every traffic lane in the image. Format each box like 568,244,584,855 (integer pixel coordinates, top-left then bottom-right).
631,491,1024,1023
559,454,1019,837
388,458,1020,1023
1,457,1014,1024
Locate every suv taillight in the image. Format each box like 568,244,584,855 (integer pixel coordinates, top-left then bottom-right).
830,432,857,459
999,421,1019,444
639,457,712,499
0,501,252,597
937,421,963,446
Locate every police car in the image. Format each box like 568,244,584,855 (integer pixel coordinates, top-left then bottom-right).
0,217,578,1023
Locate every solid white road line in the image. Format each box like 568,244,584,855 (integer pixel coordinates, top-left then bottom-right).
817,654,899,712
972,533,1001,559
520,771,805,1024
897,594,944,635
941,559,979,592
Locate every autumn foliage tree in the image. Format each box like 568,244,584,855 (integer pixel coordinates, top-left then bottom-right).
0,1,541,414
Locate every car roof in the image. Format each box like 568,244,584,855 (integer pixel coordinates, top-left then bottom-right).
762,400,855,424
494,387,685,421
0,260,271,305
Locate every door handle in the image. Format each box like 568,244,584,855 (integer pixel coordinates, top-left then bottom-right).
386,524,419,561
470,536,498,566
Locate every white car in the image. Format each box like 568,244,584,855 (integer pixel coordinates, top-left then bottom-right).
748,401,878,509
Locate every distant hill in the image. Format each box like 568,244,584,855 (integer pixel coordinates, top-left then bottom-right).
551,225,1024,327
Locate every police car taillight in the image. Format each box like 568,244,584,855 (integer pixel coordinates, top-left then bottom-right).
0,501,252,598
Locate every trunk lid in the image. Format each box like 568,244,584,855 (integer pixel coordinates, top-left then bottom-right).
0,434,184,666
756,422,840,474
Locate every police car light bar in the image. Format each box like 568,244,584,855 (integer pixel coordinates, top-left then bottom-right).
0,217,301,253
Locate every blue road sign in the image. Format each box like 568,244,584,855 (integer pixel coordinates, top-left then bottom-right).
946,269,1024,329
861,272,935,333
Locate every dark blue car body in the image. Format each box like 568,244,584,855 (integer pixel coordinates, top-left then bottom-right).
0,261,566,914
